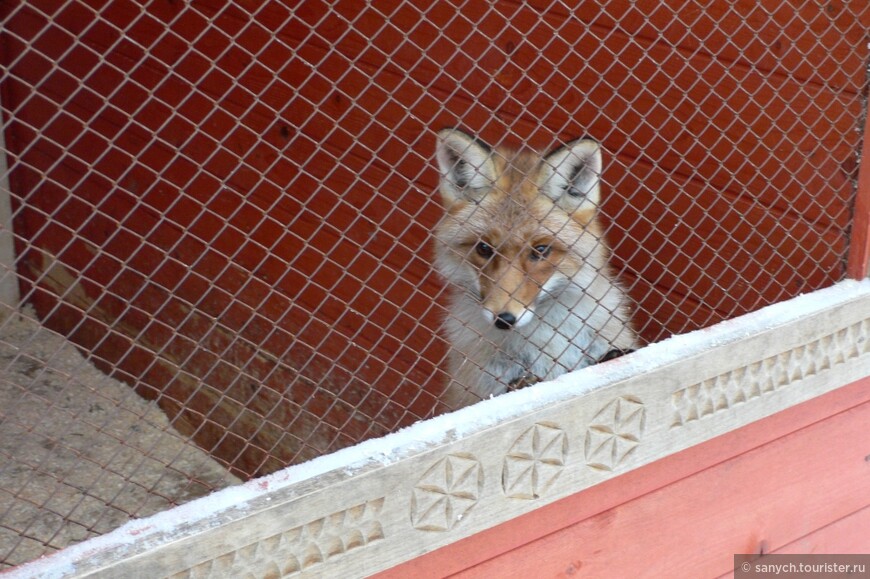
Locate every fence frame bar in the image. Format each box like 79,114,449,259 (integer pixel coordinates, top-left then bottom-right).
847,100,870,279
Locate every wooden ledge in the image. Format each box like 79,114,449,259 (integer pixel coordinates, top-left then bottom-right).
10,280,870,578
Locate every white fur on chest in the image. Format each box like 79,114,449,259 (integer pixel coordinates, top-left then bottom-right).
442,285,606,399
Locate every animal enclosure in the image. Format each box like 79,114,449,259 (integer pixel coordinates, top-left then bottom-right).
0,0,868,574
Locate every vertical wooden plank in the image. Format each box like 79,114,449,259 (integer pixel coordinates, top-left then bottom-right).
0,90,18,315
847,107,870,279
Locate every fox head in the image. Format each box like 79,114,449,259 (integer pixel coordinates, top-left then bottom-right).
434,128,610,331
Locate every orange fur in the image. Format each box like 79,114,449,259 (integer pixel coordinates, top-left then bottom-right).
434,129,638,408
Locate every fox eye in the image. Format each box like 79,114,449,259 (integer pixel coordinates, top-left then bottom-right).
531,244,552,261
475,241,494,258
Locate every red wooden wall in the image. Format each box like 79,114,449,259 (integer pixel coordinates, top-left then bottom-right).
379,376,870,577
0,1,866,477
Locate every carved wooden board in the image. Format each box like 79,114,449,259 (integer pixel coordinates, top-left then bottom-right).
8,279,870,579
424,395,870,577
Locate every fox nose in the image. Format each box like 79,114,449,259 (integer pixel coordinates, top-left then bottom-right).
494,312,516,330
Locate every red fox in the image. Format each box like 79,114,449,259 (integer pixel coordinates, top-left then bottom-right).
434,128,638,409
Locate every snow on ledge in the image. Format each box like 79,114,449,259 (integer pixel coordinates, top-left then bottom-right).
7,278,870,579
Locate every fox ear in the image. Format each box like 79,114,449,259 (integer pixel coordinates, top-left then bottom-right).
435,128,496,205
539,138,602,213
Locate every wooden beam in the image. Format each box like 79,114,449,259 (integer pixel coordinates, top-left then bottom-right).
380,375,870,578
847,104,870,279
8,281,870,579
437,398,870,578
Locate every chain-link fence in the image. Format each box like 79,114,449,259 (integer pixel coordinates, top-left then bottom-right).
0,0,867,569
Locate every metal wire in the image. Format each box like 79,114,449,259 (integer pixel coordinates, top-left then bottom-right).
0,0,866,568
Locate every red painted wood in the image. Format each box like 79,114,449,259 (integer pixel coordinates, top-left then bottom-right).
378,377,870,578
1,1,865,475
456,400,870,578
769,506,870,555
847,108,870,279
713,507,870,578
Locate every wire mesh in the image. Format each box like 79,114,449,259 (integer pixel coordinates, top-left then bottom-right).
0,0,867,568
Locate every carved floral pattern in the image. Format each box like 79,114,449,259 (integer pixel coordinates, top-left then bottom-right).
502,423,567,499
584,396,645,471
411,454,483,532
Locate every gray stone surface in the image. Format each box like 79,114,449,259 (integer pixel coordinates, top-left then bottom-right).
0,307,240,569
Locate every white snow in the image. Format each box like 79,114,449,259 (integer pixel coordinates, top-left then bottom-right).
8,278,870,579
